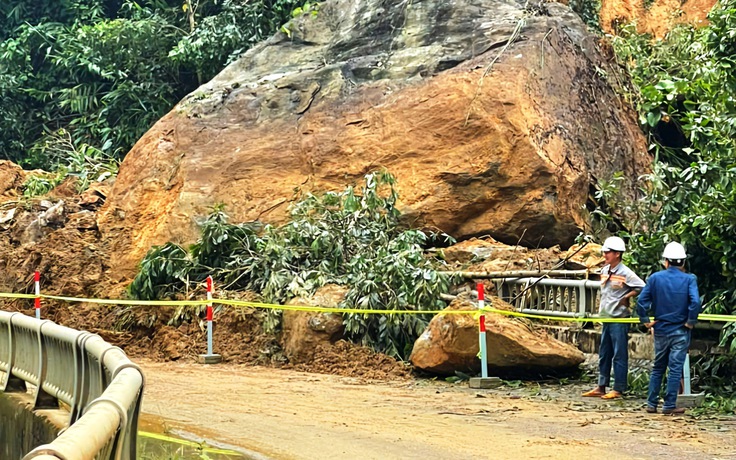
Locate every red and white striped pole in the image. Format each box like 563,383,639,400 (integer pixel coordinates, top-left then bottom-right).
206,276,214,356
477,282,489,379
34,271,41,320
198,276,221,364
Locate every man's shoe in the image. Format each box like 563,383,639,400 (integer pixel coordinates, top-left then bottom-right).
601,390,623,400
645,406,657,414
662,407,686,415
582,388,606,397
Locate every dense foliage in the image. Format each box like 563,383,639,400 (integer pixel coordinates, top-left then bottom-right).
589,0,736,400
0,0,312,170
607,1,736,317
129,172,454,359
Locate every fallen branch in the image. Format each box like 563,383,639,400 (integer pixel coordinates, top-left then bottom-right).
440,269,590,279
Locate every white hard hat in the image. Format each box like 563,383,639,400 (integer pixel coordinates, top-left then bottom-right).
663,242,687,260
602,236,626,253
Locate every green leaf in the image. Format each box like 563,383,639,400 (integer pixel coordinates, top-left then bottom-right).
646,111,662,127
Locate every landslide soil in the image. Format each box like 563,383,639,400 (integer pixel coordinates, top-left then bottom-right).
141,361,736,460
3,295,409,379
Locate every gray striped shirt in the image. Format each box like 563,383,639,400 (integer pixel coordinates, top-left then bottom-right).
599,263,645,318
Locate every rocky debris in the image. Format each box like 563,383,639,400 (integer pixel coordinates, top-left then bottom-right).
0,161,25,197
564,242,605,270
443,238,565,273
281,284,348,363
79,182,110,209
151,325,193,361
410,296,585,377
22,200,66,244
0,191,108,300
441,237,512,264
0,208,15,226
409,302,481,375
67,210,98,231
442,238,607,273
99,0,649,281
290,340,412,380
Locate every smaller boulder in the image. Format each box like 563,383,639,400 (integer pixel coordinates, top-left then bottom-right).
441,237,505,263
564,242,605,270
408,303,479,375
410,296,584,377
281,284,348,363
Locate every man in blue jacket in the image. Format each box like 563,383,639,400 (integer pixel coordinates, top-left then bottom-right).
637,242,700,415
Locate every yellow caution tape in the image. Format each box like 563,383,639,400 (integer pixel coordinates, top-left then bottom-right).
699,314,736,322
41,294,209,306
0,291,733,323
0,292,37,299
214,298,472,315
138,430,243,456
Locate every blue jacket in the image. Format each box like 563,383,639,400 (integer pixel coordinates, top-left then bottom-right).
636,267,700,336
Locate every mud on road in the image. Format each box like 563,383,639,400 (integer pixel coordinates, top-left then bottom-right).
140,361,736,460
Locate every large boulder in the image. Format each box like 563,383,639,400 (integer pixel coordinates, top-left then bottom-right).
410,296,585,376
98,0,648,280
281,285,348,363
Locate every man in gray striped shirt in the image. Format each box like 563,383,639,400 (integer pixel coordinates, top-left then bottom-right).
582,236,645,400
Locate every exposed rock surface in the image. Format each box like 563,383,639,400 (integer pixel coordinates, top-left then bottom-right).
99,0,649,280
600,0,717,38
410,296,585,376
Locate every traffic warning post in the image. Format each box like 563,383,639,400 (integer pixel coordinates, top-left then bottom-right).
197,276,222,364
469,283,501,389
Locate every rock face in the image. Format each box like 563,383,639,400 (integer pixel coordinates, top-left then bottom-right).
410,296,585,376
281,285,348,363
98,0,649,279
600,0,716,38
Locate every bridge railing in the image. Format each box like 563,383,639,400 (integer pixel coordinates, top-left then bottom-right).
0,311,143,460
494,277,601,318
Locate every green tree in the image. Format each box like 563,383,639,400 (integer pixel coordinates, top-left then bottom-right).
604,0,736,373
0,0,314,169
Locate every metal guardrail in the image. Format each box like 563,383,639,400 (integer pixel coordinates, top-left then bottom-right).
0,311,144,460
494,277,602,318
